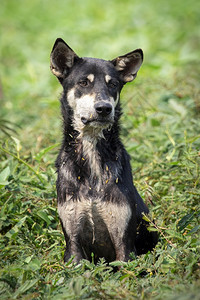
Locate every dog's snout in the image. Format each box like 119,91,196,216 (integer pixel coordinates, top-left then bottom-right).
94,102,112,117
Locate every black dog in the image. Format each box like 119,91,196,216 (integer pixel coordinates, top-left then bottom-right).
50,38,158,263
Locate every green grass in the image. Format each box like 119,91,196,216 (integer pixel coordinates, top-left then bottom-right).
0,0,200,299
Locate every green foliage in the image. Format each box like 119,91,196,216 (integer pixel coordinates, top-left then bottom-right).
0,0,200,299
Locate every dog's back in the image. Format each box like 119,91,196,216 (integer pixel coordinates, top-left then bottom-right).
50,38,158,263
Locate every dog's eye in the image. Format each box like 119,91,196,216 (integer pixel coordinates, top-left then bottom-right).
108,80,118,89
79,79,90,87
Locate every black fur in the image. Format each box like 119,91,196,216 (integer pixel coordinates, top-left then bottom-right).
50,38,158,263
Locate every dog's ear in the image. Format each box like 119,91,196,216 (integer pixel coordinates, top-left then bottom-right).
111,49,143,83
50,38,80,81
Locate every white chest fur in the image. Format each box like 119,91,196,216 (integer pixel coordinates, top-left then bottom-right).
58,196,132,245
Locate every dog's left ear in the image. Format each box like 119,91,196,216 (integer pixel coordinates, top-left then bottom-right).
50,38,80,82
111,49,143,83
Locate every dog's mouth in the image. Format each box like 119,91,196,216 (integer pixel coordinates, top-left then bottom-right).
81,117,113,126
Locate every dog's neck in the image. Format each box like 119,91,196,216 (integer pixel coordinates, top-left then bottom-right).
64,126,114,189
81,135,102,182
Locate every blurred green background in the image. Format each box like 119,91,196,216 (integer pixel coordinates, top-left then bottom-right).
1,0,200,130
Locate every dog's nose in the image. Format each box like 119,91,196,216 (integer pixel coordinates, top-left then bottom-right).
94,102,112,117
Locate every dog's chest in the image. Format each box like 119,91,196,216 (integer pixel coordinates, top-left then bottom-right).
58,196,132,244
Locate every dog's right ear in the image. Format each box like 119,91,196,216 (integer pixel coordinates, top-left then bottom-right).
50,38,79,82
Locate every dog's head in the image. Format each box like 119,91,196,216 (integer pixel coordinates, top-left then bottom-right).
50,38,143,136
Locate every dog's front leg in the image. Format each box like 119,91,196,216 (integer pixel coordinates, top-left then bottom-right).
101,201,137,262
58,201,85,263
64,238,84,263
116,241,137,262
113,235,136,262
115,245,130,262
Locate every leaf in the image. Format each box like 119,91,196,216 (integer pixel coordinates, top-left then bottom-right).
24,255,33,264
0,166,10,189
5,216,27,238
151,118,160,127
36,210,52,225
142,214,151,222
166,148,176,161
166,130,176,147
109,261,127,267
177,213,195,231
34,143,60,162
11,136,22,152
166,229,185,241
28,258,41,271
119,274,130,281
147,226,158,232
186,135,200,144
168,99,187,118
12,279,38,298
187,225,200,235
